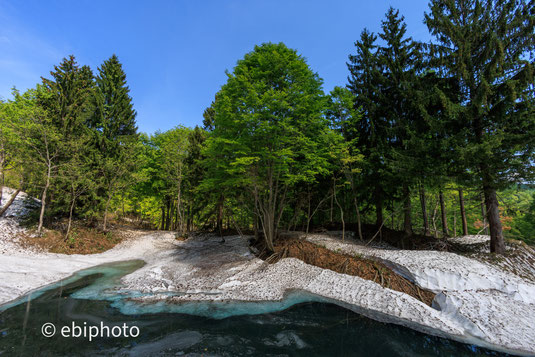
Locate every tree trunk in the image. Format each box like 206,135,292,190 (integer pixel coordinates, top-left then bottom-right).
353,196,363,241
439,190,449,237
216,194,224,237
254,215,259,242
37,165,52,236
453,207,457,237
103,191,113,231
483,187,506,254
419,184,429,235
262,210,276,252
333,178,345,241
187,204,191,233
391,201,395,230
176,172,184,235
306,191,311,235
375,187,383,227
403,185,412,237
0,166,4,206
459,189,468,236
330,180,334,223
0,188,21,217
431,197,438,238
347,174,362,240
164,199,170,230
481,194,489,235
160,204,166,230
65,194,76,240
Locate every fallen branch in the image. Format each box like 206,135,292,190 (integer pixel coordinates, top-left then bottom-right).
0,188,21,217
365,220,385,247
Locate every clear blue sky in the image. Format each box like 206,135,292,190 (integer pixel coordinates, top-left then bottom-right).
0,0,431,134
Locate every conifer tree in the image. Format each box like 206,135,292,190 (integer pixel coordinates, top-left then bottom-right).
36,56,95,227
347,29,389,228
92,54,138,230
425,0,535,253
92,54,137,148
39,55,94,136
377,7,424,237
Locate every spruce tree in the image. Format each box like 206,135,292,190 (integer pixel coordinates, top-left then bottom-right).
347,29,389,227
92,54,139,230
348,8,425,238
39,55,94,136
425,0,535,253
92,54,137,150
37,56,95,226
377,7,424,237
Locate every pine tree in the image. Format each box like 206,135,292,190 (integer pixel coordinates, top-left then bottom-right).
425,0,535,253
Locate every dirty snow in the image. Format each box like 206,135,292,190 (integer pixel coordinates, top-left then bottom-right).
1,189,535,355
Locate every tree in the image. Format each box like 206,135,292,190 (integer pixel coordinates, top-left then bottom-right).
205,42,330,252
38,55,94,138
348,8,425,239
154,126,191,234
37,55,96,223
377,7,424,238
91,54,138,230
0,99,19,205
347,29,389,228
12,88,62,235
425,0,535,253
184,126,208,231
326,86,364,240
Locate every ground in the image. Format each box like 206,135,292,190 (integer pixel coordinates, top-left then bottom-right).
1,188,535,356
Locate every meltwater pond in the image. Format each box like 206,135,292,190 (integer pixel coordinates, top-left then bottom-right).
0,260,510,356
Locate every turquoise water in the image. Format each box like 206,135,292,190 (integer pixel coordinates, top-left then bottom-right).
0,260,510,356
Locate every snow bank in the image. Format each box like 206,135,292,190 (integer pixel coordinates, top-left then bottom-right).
306,234,535,304
305,233,535,355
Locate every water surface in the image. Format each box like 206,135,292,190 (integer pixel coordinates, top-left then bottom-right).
0,260,510,356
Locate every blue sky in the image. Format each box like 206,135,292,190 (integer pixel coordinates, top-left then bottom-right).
0,0,431,134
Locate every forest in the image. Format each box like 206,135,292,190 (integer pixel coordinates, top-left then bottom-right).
0,0,534,255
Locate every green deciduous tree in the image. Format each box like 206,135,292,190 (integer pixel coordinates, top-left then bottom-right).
11,88,62,235
205,42,330,251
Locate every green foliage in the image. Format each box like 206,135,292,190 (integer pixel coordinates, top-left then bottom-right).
424,0,535,189
2,3,534,251
204,42,331,249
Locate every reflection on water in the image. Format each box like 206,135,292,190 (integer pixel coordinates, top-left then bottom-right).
0,260,510,356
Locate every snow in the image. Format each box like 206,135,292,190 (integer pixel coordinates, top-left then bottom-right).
306,234,535,304
0,187,40,254
1,189,535,355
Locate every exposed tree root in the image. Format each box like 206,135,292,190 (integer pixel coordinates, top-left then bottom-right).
258,238,436,306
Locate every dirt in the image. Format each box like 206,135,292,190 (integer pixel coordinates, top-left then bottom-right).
19,226,127,254
259,238,436,306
